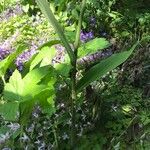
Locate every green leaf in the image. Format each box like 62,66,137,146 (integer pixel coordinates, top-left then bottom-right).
77,42,139,92
23,84,48,100
30,47,56,70
34,71,57,115
37,89,56,115
2,66,55,124
38,40,60,50
0,126,10,135
78,38,110,58
19,99,34,125
65,31,76,43
0,102,19,121
71,9,79,20
23,66,51,85
54,63,72,77
4,70,24,102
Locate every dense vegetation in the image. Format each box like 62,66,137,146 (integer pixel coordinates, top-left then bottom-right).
0,0,150,149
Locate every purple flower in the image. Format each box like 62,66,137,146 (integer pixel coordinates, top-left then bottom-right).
0,47,10,60
88,31,94,39
80,31,94,42
16,48,38,70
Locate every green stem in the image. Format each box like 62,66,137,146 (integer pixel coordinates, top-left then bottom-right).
70,67,77,147
53,121,59,149
70,0,87,147
74,0,87,50
36,0,75,65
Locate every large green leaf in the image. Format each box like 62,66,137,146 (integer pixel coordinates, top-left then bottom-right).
2,66,56,123
3,70,24,102
23,85,48,100
23,66,55,99
78,38,110,58
77,42,139,92
3,67,50,102
23,65,51,85
30,47,56,70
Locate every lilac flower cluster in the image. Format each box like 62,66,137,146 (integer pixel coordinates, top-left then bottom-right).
0,26,49,70
0,31,20,60
16,44,38,70
80,30,94,42
0,47,10,60
77,49,113,69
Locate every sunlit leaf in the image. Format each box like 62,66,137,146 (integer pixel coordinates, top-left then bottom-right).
54,63,72,77
2,65,56,124
30,47,56,70
4,70,24,102
23,66,51,85
78,38,110,58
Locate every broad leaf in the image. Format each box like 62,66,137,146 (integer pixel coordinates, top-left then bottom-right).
54,63,72,77
2,66,56,124
23,84,48,100
19,99,35,125
36,89,56,115
77,42,139,92
30,47,56,70
78,38,110,58
23,66,51,85
4,70,24,102
65,31,76,43
0,102,19,121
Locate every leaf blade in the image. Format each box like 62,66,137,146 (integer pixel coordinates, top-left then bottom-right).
77,42,139,92
78,38,110,58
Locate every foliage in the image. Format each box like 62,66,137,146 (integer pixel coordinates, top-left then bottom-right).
0,0,149,149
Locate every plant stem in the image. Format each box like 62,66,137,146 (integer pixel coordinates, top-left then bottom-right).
74,0,87,50
70,0,87,147
36,0,75,65
52,121,59,149
70,65,77,147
